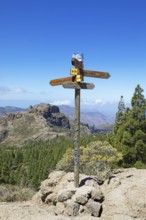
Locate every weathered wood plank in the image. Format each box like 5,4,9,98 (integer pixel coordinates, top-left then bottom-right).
62,82,95,90
74,89,80,188
83,70,110,79
49,76,76,86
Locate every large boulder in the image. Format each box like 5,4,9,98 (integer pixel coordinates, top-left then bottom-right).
101,168,146,220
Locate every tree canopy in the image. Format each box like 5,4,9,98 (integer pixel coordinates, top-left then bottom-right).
108,84,146,168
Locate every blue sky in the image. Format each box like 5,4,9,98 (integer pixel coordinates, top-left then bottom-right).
0,0,146,111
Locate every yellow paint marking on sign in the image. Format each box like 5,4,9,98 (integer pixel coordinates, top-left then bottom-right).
70,68,80,76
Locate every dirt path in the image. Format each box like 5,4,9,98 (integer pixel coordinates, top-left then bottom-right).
0,201,97,220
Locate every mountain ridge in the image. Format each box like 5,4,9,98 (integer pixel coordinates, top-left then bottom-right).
59,105,114,129
0,104,115,131
0,104,90,147
0,106,27,115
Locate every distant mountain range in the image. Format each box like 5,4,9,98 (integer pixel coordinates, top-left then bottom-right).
59,105,115,129
0,106,27,115
0,104,115,129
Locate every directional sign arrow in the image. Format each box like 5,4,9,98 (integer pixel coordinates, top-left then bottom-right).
83,70,110,79
62,82,95,90
49,76,76,86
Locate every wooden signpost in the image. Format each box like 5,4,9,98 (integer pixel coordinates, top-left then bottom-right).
49,54,110,188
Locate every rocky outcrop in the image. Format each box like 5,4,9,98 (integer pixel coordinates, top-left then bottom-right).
0,104,71,146
0,104,91,147
33,168,146,219
28,104,70,129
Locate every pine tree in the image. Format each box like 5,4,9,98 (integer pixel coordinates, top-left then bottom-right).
112,85,146,167
114,96,125,133
131,84,146,122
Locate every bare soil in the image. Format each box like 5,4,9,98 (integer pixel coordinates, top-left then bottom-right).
0,201,97,220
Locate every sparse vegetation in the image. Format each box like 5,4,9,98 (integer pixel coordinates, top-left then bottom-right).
0,184,35,202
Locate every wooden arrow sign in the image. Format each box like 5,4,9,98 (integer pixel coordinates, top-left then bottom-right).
83,70,110,79
49,76,76,86
62,82,95,90
50,58,110,86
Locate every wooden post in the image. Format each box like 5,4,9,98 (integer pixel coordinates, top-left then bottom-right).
74,88,80,187
49,54,110,188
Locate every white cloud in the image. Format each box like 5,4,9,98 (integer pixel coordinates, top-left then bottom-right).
82,99,106,106
50,99,72,106
0,87,27,95
13,88,27,93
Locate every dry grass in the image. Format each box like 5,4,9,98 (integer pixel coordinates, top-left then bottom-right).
0,184,36,202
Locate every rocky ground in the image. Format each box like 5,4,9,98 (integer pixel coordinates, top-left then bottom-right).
0,201,96,220
0,168,146,220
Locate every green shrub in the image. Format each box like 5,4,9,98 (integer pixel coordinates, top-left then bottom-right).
56,140,123,179
134,161,146,169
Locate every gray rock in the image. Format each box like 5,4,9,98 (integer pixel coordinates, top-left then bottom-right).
40,179,54,194
58,189,75,202
74,186,94,205
79,204,91,216
64,199,80,216
91,188,104,202
45,193,57,205
55,202,65,215
86,199,102,217
48,171,65,185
